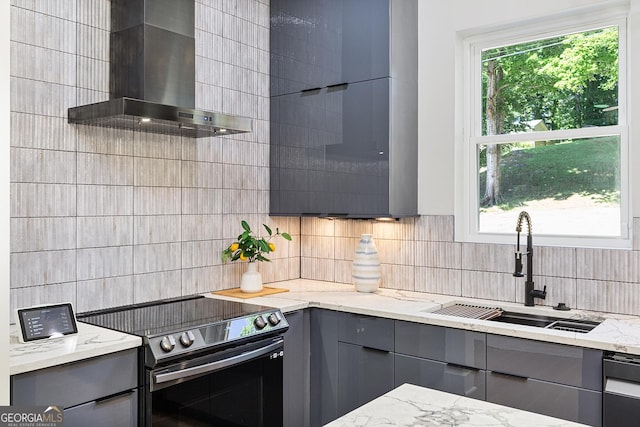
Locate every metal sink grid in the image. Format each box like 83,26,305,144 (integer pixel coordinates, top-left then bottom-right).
432,303,503,320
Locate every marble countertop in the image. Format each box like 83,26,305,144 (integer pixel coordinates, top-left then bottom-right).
9,322,142,375
10,278,640,375
207,278,640,355
324,383,587,427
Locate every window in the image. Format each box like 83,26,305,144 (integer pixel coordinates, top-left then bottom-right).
458,12,628,248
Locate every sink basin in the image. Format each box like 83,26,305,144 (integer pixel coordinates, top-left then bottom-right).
490,311,601,333
490,311,555,328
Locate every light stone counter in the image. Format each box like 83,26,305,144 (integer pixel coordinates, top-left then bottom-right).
9,322,142,375
324,383,587,427
206,278,640,355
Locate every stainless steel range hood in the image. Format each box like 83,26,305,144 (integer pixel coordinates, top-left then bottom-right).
68,0,252,138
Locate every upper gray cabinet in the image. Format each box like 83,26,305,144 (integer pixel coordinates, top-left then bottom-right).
271,0,391,96
270,0,418,218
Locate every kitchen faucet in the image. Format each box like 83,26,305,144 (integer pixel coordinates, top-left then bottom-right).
513,211,546,306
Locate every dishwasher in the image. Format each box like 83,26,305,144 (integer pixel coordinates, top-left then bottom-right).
603,352,640,426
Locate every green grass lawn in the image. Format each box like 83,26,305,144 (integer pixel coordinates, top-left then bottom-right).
479,136,620,211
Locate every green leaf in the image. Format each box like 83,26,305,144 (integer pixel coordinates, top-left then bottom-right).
241,220,251,232
256,254,270,262
281,232,292,241
263,224,273,236
257,239,270,252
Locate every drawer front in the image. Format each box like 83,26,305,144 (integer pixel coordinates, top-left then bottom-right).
64,389,138,427
487,334,602,390
487,372,602,427
12,349,138,408
395,354,486,400
337,342,394,417
338,312,394,351
395,321,486,369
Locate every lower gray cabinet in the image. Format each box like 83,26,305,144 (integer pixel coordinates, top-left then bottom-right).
63,389,138,427
486,334,602,426
487,372,601,426
310,309,340,427
11,348,139,427
394,321,486,400
283,309,311,427
395,354,486,400
336,312,395,416
337,342,394,416
309,309,395,427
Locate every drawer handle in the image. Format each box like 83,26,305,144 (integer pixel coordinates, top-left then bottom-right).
94,388,136,404
446,362,479,372
301,87,322,93
327,82,348,90
362,345,390,354
491,371,528,381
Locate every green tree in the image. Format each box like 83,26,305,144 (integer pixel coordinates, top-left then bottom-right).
481,27,618,207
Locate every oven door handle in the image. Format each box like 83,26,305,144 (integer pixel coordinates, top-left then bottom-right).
154,339,283,385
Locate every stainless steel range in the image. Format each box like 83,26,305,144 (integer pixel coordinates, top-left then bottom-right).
79,295,288,426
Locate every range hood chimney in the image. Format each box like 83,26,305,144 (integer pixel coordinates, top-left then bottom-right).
68,0,252,138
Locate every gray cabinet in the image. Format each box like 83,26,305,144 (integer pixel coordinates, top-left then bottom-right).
283,309,311,427
310,308,340,427
336,313,395,416
486,334,602,426
309,309,395,426
270,0,418,218
11,348,139,427
394,321,487,400
337,342,394,415
270,0,390,97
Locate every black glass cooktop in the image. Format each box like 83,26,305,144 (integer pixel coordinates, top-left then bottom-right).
78,295,269,338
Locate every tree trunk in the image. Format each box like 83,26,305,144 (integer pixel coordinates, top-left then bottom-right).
483,59,503,206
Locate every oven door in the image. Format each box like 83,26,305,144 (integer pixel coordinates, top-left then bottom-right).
146,337,284,427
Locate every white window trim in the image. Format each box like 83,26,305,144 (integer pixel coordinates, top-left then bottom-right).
456,8,631,249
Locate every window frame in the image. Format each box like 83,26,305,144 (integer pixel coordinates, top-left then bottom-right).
456,10,630,249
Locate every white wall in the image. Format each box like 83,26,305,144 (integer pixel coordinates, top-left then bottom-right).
417,0,638,215
1,0,10,405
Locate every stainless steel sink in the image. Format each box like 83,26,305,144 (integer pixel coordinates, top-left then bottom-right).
490,311,601,333
431,303,601,333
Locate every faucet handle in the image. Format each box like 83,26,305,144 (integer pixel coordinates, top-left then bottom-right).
513,252,524,277
529,285,547,300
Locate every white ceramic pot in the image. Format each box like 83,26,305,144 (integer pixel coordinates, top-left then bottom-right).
352,234,381,293
240,262,263,293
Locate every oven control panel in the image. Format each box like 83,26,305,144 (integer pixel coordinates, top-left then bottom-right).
147,310,289,362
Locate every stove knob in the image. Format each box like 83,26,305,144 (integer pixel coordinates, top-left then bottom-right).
268,312,281,326
160,335,176,353
180,331,195,347
254,315,267,330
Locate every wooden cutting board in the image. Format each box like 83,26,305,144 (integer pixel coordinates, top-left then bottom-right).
212,286,289,299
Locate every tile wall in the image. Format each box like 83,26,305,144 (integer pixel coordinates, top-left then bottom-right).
9,0,640,320
9,0,299,320
301,216,640,316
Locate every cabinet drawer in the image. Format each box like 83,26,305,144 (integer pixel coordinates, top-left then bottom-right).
337,342,394,417
338,312,394,351
64,389,138,427
395,354,485,400
487,335,601,390
395,321,486,369
12,349,138,408
487,372,602,426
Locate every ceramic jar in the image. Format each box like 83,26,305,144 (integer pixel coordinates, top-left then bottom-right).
352,234,381,292
240,262,263,293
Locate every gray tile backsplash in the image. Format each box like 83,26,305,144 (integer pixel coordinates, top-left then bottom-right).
300,217,640,315
10,0,640,319
9,0,298,318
